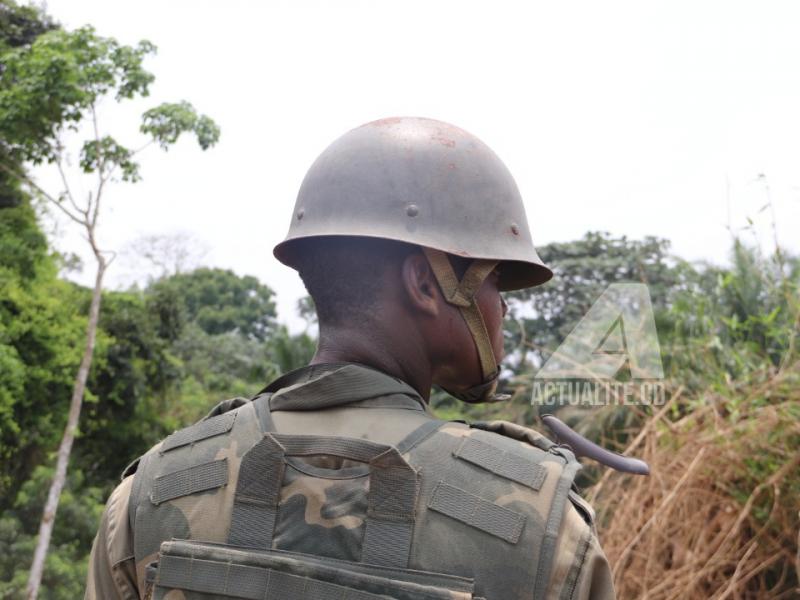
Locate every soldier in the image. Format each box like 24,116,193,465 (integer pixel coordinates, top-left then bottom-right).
86,117,616,599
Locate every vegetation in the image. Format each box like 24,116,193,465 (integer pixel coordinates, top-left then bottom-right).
433,231,800,598
0,195,315,597
589,241,799,599
0,0,221,593
0,2,797,598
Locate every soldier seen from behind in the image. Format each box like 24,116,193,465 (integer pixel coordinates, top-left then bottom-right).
86,117,616,599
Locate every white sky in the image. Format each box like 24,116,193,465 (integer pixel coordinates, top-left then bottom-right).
34,0,800,331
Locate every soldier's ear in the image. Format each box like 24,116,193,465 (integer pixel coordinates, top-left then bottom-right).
401,252,441,318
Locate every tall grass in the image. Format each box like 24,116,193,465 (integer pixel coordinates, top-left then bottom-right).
591,240,800,599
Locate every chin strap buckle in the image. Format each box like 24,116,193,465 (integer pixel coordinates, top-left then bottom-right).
423,248,508,404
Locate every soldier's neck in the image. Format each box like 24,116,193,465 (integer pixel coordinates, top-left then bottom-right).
311,325,433,402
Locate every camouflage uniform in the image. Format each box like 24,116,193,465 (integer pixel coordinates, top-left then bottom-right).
86,363,614,599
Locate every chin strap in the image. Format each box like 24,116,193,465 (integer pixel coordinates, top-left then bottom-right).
422,248,509,403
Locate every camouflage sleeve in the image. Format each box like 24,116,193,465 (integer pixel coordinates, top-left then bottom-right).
85,476,139,600
547,501,616,600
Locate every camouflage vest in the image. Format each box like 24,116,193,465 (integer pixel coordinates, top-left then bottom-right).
128,370,584,599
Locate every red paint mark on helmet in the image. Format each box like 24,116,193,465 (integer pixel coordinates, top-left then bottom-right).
431,133,456,148
368,117,403,127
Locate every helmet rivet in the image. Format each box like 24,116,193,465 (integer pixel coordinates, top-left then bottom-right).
510,223,519,235
296,208,305,221
406,204,419,217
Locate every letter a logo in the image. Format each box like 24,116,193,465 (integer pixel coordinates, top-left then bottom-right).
535,284,664,381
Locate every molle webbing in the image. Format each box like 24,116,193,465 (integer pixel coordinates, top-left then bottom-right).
228,434,420,569
533,447,582,598
160,412,236,453
558,528,593,600
151,459,228,505
454,436,547,491
155,553,394,599
153,539,475,600
128,409,241,536
427,481,526,544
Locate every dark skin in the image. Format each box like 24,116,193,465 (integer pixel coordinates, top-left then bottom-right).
311,250,508,402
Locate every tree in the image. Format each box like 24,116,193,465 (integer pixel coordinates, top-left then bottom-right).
0,191,87,505
121,231,210,281
147,268,277,341
506,232,684,369
0,19,219,598
0,1,54,54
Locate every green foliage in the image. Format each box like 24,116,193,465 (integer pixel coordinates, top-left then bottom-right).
79,135,140,182
2,7,795,593
506,232,683,369
432,232,800,447
148,268,278,342
0,183,49,278
0,211,315,594
0,199,86,501
0,1,55,52
4,201,798,596
77,290,182,483
141,101,220,151
665,239,799,394
0,25,155,163
0,5,222,593
0,466,104,599
433,232,688,424
267,325,316,375
0,20,217,192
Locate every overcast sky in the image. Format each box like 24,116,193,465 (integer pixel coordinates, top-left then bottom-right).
36,0,800,330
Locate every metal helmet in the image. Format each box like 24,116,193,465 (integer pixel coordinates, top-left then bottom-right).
275,117,552,403
274,117,552,291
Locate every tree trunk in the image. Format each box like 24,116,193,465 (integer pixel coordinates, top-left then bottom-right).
26,256,106,600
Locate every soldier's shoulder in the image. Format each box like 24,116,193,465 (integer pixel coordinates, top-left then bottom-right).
120,396,259,480
419,419,594,523
432,419,560,465
415,420,566,495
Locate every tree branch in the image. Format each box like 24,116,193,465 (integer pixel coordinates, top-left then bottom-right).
55,146,87,217
131,138,156,156
0,159,87,227
90,103,106,228
103,249,118,266
85,190,94,224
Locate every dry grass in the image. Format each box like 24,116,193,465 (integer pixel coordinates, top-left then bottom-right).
589,365,800,600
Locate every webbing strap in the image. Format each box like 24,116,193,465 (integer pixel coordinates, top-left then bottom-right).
422,248,470,306
228,433,419,568
156,554,394,599
151,459,229,505
454,437,547,491
252,392,275,433
422,248,497,307
422,248,499,380
161,413,236,453
239,386,445,567
395,418,446,454
428,481,526,544
558,527,593,600
459,303,498,379
228,435,284,549
458,260,498,303
533,448,582,598
255,385,442,455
